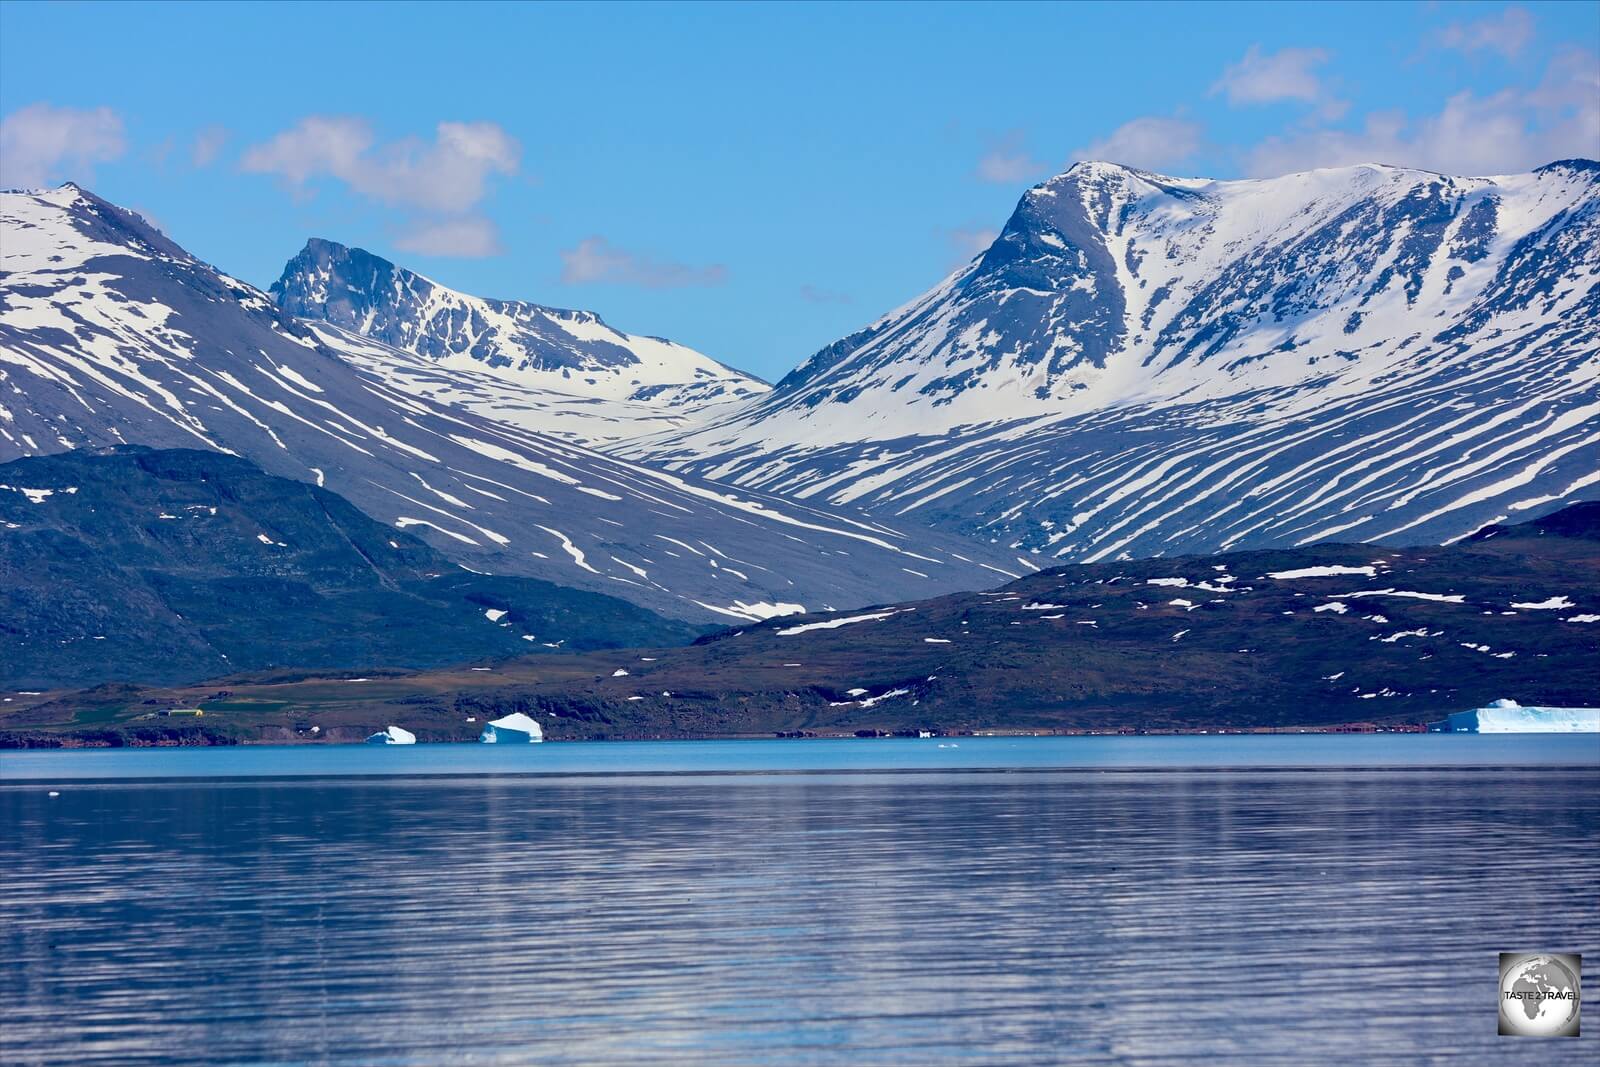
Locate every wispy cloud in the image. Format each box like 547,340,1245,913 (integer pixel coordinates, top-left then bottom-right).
1431,6,1537,60
191,125,228,168
238,117,519,214
1243,46,1600,177
1072,116,1205,172
1212,45,1334,105
0,103,125,189
394,216,502,258
976,130,1047,184
559,236,727,289
799,284,852,305
239,116,519,260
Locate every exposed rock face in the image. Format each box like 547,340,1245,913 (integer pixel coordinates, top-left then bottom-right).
634,160,1600,563
0,185,1026,624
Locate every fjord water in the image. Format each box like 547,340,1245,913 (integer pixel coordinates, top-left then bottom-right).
2,741,1597,1065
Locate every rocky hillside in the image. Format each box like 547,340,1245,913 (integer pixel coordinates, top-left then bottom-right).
0,184,1027,624
0,447,699,689
12,504,1594,741
272,238,766,443
634,160,1600,561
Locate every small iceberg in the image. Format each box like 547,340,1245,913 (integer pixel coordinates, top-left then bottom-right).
1428,698,1600,733
365,725,416,745
479,712,544,744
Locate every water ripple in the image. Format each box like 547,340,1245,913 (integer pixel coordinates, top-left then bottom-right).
2,769,1596,1065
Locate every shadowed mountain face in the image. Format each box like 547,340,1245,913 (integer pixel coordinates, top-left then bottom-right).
0,447,703,689
270,239,767,443
0,185,1029,625
633,160,1600,562
21,503,1594,742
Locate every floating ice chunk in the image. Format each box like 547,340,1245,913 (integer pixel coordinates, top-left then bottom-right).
1314,602,1348,614
365,725,416,745
612,668,629,677
1146,578,1189,587
484,608,507,622
479,713,544,743
923,637,951,643
1429,700,1600,733
1564,614,1600,623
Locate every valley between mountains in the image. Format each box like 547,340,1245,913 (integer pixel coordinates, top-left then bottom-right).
2,158,1597,741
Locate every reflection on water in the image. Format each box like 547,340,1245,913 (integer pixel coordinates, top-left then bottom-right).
2,770,1596,1065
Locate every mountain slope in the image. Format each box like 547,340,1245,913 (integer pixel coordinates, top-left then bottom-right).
18,502,1596,741
0,184,1028,624
633,160,1600,561
272,239,765,443
0,447,700,689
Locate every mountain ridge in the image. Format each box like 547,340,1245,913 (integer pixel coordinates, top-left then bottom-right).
271,237,766,443
0,183,1029,624
630,158,1600,561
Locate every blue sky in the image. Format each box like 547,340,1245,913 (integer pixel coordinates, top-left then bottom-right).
2,1,1596,380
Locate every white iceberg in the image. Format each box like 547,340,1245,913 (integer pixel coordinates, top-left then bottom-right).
365,725,416,745
1428,699,1600,733
479,712,544,743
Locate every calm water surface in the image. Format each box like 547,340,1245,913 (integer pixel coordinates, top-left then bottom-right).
2,738,1597,1065
3,732,1597,780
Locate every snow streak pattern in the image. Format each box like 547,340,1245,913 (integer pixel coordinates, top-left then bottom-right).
0,186,1020,622
634,160,1600,560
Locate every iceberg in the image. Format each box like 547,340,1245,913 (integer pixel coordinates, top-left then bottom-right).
1428,699,1600,733
479,712,544,743
365,725,416,745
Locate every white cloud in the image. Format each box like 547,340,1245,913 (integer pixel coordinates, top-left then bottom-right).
239,116,519,214
1072,116,1205,172
0,103,126,189
191,125,228,167
393,216,502,258
1212,45,1333,105
1243,47,1600,177
976,131,1046,184
559,237,727,289
1432,6,1536,60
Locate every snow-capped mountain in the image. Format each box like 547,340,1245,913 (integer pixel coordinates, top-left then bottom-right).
272,239,766,443
633,160,1600,562
0,184,1028,623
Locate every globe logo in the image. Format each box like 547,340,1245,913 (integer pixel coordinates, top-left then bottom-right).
1499,953,1581,1037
